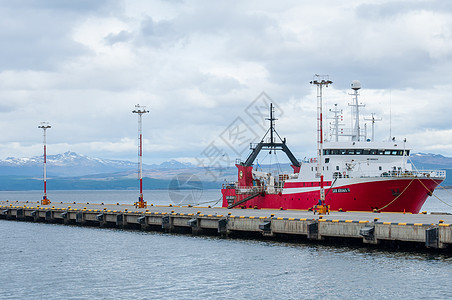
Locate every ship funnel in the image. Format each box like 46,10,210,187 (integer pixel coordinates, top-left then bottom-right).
351,80,361,90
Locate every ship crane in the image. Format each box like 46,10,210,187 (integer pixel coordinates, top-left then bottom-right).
243,103,300,169
226,103,301,209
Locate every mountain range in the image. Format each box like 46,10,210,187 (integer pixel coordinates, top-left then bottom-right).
0,151,451,190
0,151,195,177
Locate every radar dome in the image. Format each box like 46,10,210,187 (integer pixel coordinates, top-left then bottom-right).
351,80,361,90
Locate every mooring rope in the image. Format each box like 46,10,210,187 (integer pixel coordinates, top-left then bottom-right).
375,178,415,212
408,156,452,208
416,177,452,209
195,197,222,206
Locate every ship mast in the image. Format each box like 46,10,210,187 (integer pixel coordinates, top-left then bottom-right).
268,103,276,144
364,113,382,142
310,75,332,205
349,80,364,141
329,104,342,142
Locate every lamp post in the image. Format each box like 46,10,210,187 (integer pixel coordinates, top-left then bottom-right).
310,75,332,210
132,104,149,208
38,122,51,205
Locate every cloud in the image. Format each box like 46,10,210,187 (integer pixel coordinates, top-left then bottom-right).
356,1,452,20
1,0,452,165
104,30,133,45
0,0,119,71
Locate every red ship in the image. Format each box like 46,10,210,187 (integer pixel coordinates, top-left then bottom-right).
222,77,445,213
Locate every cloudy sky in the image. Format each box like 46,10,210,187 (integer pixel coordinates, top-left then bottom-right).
1,0,452,166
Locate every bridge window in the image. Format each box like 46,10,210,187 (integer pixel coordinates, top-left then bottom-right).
325,149,407,156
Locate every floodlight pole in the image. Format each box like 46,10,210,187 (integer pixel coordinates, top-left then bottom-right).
38,122,51,205
310,75,332,211
133,104,149,208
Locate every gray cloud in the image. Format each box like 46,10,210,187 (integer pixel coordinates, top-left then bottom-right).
138,16,186,48
0,0,114,12
104,30,134,45
0,0,117,71
2,0,452,163
356,0,452,20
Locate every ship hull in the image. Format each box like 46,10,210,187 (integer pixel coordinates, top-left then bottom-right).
222,177,443,213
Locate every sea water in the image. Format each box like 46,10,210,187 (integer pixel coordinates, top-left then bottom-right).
1,189,452,299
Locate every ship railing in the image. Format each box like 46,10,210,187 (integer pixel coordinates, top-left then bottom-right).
399,170,446,178
356,169,446,179
235,186,265,194
222,182,237,189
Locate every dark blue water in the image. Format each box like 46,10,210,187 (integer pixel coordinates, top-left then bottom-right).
1,190,452,299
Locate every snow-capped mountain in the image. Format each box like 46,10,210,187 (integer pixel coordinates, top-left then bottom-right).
2,151,135,168
0,151,194,177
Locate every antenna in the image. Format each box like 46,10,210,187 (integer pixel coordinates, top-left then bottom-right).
364,113,382,141
348,80,365,141
38,122,51,205
328,104,342,142
310,74,332,206
266,103,277,144
389,89,392,141
132,104,149,208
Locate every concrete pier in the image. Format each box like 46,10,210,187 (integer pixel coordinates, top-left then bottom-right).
1,200,451,251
